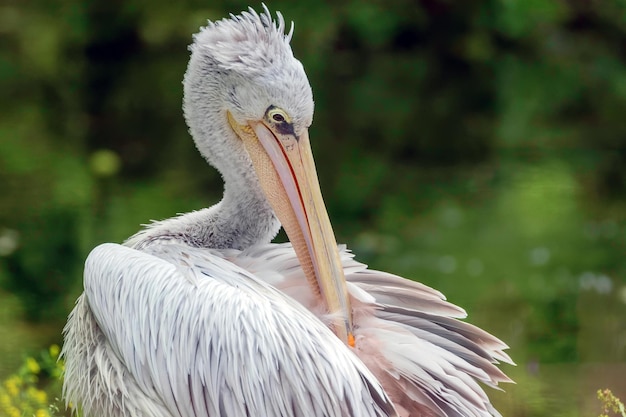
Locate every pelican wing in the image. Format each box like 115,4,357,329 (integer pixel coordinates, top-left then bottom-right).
227,243,513,417
65,243,397,417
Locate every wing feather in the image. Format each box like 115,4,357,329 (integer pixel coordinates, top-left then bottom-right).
227,242,513,417
64,242,397,417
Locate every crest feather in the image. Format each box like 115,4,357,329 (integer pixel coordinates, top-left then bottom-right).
191,5,295,76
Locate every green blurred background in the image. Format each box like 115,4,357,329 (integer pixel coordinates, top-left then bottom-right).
1,0,626,415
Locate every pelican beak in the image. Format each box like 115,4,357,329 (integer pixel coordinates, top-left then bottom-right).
228,110,353,346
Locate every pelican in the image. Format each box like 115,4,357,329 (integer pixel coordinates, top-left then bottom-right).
62,6,512,417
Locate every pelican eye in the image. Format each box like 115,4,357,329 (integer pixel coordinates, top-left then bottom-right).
267,107,290,124
266,106,295,136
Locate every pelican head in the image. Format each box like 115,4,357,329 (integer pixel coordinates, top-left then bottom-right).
183,7,353,343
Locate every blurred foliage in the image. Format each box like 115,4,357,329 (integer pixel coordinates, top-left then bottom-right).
0,345,65,417
1,0,626,415
598,389,626,417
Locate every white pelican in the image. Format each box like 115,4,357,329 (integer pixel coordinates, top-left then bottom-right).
62,6,512,417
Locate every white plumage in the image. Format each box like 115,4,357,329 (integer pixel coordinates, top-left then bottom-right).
63,6,512,417
63,243,394,416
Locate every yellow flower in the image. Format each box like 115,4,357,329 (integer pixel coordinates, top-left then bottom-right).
49,344,60,359
3,376,20,397
0,392,12,408
27,386,48,404
8,405,20,417
35,408,50,417
25,357,41,374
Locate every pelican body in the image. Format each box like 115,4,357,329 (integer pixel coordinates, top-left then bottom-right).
62,7,512,417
